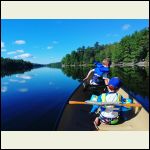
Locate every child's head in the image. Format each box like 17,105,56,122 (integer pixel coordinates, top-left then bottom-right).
102,58,111,67
108,77,122,92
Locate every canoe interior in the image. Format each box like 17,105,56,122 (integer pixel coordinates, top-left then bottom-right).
99,88,149,131
57,73,149,131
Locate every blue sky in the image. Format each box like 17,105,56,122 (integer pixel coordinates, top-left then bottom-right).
1,19,149,64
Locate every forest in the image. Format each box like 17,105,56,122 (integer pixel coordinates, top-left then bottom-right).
1,57,33,77
61,27,149,65
47,62,62,68
1,57,33,70
1,57,44,77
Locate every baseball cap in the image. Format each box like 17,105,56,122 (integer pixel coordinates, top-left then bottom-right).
108,77,122,89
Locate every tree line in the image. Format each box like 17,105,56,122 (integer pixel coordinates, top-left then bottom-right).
61,27,149,65
1,57,46,77
47,62,62,68
1,57,43,77
1,57,33,70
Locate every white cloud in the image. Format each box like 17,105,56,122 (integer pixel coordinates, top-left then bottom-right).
122,24,131,30
7,51,17,55
1,41,6,52
1,49,7,52
47,46,53,50
16,49,24,53
9,79,19,82
15,40,26,45
9,77,29,84
16,74,32,80
14,53,33,59
18,80,26,83
7,49,24,55
1,41,4,48
1,86,8,93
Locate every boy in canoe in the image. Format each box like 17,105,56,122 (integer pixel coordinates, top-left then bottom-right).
91,77,126,128
83,58,111,86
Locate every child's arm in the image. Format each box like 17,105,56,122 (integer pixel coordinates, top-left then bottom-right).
104,78,109,86
83,69,94,81
90,94,102,113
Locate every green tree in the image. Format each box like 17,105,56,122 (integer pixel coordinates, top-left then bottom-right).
61,27,149,65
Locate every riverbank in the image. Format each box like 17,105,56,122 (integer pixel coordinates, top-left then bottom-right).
61,61,149,67
111,61,149,67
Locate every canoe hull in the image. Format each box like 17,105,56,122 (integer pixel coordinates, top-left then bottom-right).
57,77,149,131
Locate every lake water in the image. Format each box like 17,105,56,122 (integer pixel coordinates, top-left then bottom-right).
1,66,149,131
1,67,80,131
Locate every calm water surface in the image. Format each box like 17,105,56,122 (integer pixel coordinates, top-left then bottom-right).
1,66,149,131
1,67,80,131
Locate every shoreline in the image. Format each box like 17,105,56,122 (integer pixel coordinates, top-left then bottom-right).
61,61,149,67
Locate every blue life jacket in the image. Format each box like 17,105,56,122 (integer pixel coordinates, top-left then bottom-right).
91,63,110,84
94,63,109,77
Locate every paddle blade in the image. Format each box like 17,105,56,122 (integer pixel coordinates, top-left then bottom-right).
69,101,86,105
122,103,142,108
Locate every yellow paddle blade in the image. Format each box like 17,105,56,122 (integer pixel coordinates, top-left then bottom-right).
69,101,86,105
121,103,142,108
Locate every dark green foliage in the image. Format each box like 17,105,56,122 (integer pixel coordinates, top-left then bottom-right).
1,57,33,77
110,66,149,97
61,66,92,81
47,62,62,68
61,66,149,98
61,27,149,65
1,57,33,70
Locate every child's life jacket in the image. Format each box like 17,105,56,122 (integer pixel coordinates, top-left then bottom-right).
94,62,110,76
90,93,125,118
91,62,110,84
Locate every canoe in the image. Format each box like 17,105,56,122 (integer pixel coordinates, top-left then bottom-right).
98,88,149,131
57,76,149,131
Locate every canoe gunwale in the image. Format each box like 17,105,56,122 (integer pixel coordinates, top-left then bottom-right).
57,73,149,131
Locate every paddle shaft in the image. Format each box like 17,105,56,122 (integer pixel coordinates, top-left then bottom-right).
69,101,142,107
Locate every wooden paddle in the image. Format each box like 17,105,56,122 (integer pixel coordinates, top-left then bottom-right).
69,100,142,108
